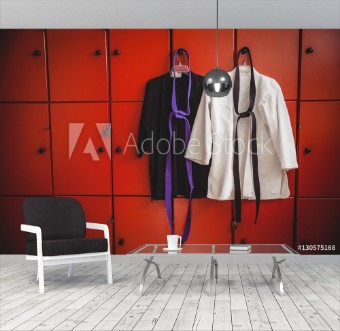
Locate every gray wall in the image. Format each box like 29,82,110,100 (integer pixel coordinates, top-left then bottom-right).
0,0,339,28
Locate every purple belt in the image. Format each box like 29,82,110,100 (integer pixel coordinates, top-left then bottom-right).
165,48,193,242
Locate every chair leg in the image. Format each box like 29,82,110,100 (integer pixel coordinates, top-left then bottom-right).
107,253,113,284
37,265,39,281
38,259,44,294
68,264,73,277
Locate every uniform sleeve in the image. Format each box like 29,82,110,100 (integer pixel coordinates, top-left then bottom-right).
260,82,298,171
184,92,212,165
137,81,152,156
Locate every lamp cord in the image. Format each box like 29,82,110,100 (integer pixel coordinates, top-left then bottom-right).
216,0,219,68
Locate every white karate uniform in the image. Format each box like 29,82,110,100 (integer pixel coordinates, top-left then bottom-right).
184,67,298,200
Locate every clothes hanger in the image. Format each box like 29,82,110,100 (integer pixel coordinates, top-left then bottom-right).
238,47,251,73
170,51,190,78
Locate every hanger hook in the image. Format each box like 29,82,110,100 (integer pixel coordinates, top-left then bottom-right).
243,54,248,65
241,47,249,65
176,53,182,66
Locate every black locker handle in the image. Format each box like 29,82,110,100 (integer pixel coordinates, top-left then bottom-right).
306,47,314,54
113,50,120,56
304,147,312,154
33,50,42,56
241,47,249,54
118,239,124,246
98,147,105,153
38,147,46,154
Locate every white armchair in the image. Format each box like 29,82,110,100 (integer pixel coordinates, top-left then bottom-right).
21,197,113,294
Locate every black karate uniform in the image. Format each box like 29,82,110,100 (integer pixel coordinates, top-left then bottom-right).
137,72,210,200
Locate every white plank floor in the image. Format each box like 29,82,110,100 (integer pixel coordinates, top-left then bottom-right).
0,262,339,331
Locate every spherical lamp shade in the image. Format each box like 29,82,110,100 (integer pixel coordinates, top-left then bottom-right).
203,67,232,97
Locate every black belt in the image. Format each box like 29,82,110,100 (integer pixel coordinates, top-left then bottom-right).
232,47,261,228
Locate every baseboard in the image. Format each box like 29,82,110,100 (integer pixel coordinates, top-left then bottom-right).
1,254,339,265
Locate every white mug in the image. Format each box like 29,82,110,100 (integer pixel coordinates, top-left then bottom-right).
167,235,182,250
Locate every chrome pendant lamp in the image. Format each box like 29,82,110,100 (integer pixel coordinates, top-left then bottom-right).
203,0,232,97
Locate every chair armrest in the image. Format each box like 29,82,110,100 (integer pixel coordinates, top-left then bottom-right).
20,224,43,258
86,222,110,240
21,224,42,235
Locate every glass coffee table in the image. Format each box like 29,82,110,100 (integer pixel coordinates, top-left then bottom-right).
128,244,298,296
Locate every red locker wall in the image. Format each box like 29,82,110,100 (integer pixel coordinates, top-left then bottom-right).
0,29,339,254
110,30,170,101
47,30,109,101
51,103,112,195
236,29,299,100
298,102,340,197
174,199,232,244
114,197,169,254
0,104,52,195
0,30,48,102
234,199,295,246
297,198,340,254
173,29,234,75
111,102,150,195
0,197,26,254
300,30,340,100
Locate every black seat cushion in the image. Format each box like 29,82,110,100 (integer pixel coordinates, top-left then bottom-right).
22,197,86,242
26,238,108,256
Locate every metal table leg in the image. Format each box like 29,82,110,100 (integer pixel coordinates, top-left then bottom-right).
209,257,218,296
272,256,286,295
139,256,161,296
215,259,218,279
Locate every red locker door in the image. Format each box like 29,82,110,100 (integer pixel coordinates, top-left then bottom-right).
297,198,340,254
299,102,340,197
111,102,150,195
172,29,234,75
174,198,232,244
0,197,26,254
47,30,108,101
286,101,297,196
301,30,340,100
0,104,52,195
110,30,170,101
51,103,111,195
114,197,169,254
0,30,48,101
68,196,113,253
236,29,299,100
234,199,294,246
